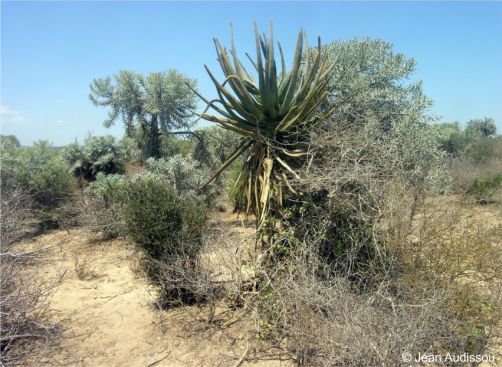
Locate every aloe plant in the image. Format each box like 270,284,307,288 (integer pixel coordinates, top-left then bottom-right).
193,23,336,227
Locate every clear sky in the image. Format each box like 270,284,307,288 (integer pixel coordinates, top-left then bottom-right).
1,1,501,146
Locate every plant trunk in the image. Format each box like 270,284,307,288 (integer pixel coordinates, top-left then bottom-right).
150,115,161,159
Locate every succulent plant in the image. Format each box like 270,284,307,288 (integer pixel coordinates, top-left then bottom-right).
193,22,336,226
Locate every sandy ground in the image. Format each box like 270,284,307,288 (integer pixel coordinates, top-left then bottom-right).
11,198,502,366
18,210,292,367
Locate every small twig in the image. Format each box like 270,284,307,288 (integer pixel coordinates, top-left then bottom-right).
232,344,249,367
0,333,46,342
144,351,171,367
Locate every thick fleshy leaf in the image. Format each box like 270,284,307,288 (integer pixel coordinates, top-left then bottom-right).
195,23,335,225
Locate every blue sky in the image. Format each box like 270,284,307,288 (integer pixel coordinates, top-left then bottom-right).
1,1,501,146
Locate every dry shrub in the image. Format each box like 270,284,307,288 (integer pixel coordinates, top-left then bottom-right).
450,158,502,203
256,195,501,366
0,190,62,366
0,189,32,245
251,122,501,366
81,173,128,239
147,248,222,323
73,255,97,281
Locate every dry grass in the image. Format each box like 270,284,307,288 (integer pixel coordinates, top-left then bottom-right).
250,195,502,366
450,158,502,203
241,122,502,366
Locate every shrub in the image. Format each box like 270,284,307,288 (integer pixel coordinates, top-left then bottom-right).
84,173,128,238
62,135,126,182
1,140,75,209
124,173,207,259
257,168,501,366
192,127,244,202
143,155,218,205
123,171,209,305
0,188,31,247
467,173,502,203
0,188,60,365
143,155,202,195
160,134,195,158
250,116,500,365
192,127,241,172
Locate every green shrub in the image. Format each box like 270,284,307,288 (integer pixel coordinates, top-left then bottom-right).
144,155,202,195
192,127,241,172
62,135,126,182
84,173,128,238
467,173,502,203
124,173,207,260
123,169,209,305
144,155,218,205
160,134,195,158
1,140,74,209
463,136,502,163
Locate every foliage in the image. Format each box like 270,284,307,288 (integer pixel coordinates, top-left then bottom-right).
321,38,434,132
84,173,128,238
434,118,501,203
123,172,208,295
117,136,142,163
89,69,198,160
463,135,501,163
192,126,242,171
62,135,127,182
277,116,447,271
1,140,74,209
160,134,195,158
433,118,500,162
311,38,450,195
143,155,206,198
195,23,336,227
433,122,465,156
465,117,497,138
0,134,21,149
467,173,502,203
256,121,501,364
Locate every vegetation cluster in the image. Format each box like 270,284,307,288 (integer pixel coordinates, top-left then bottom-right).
1,24,501,366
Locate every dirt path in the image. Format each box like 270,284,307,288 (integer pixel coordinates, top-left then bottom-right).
20,210,292,367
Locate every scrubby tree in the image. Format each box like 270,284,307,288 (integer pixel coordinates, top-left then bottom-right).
62,135,128,182
433,122,465,156
192,126,241,171
160,134,195,158
433,118,500,162
465,117,497,138
321,38,434,131
317,38,449,192
0,135,20,149
89,70,198,160
1,140,74,208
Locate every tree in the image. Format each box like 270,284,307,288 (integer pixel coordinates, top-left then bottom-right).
433,122,465,156
320,38,434,132
0,135,21,149
465,117,497,138
316,38,449,192
89,70,198,160
62,135,127,182
195,23,335,229
192,126,241,171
